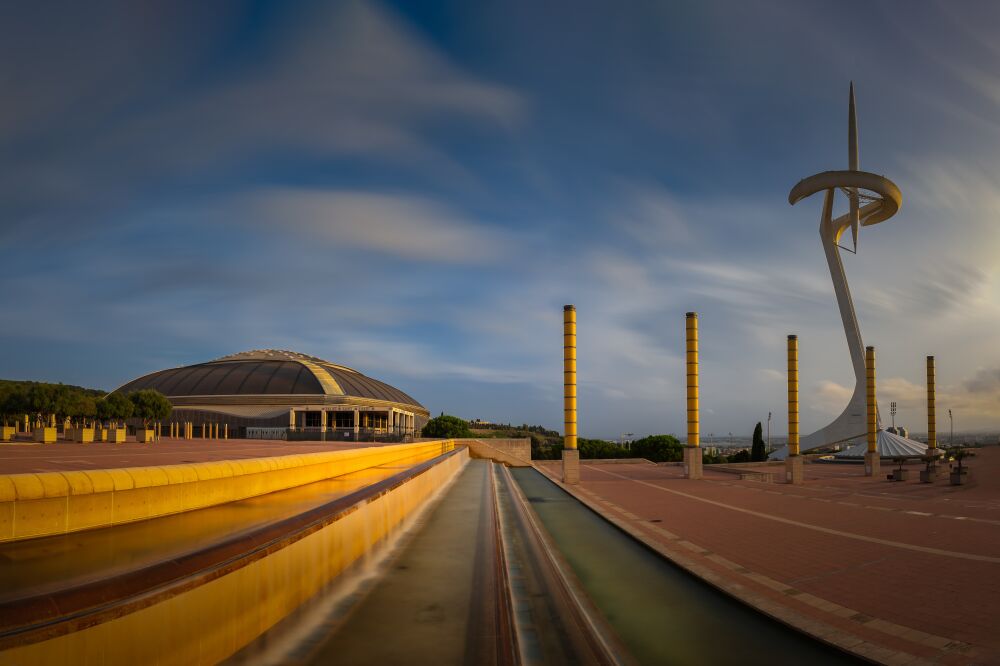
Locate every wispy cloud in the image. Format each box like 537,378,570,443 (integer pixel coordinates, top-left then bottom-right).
218,188,509,263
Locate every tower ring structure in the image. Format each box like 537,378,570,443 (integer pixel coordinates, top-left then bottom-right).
770,85,903,460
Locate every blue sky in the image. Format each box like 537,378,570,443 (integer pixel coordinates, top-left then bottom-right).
2,1,1000,439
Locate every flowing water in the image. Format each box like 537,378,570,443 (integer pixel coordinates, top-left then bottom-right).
510,467,860,665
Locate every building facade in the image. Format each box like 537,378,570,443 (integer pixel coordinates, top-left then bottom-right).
114,349,429,440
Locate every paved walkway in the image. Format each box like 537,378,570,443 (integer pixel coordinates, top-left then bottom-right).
537,448,1000,665
0,438,380,474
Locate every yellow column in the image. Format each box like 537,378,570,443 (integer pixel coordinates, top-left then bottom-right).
684,312,703,479
926,356,936,451
224,423,229,440
785,335,803,484
564,305,577,450
686,312,699,448
787,335,799,456
562,305,580,484
865,345,880,477
866,346,877,453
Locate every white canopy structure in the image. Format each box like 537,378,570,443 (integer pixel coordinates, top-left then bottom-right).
770,429,932,461
833,429,931,459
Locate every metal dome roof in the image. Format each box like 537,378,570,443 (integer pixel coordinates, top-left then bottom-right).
115,349,424,409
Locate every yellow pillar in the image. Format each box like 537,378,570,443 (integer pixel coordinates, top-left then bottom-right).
214,422,219,439
224,423,229,440
926,356,936,451
684,312,703,479
787,335,799,456
562,305,580,484
866,346,877,453
785,335,803,484
865,345,880,477
564,305,577,451
686,313,699,448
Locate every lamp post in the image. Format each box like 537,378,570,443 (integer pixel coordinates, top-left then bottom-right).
767,411,771,453
949,409,953,447
890,401,896,430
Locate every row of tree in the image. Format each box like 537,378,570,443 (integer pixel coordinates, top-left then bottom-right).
422,414,777,465
0,380,172,426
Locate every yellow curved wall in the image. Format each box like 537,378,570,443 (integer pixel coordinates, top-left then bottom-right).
1,447,469,665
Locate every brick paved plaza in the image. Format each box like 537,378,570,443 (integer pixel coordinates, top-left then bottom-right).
0,439,372,474
539,448,1000,664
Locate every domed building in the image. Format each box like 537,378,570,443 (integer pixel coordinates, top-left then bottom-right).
114,350,429,440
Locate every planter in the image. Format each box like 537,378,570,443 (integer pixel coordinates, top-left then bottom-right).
1,426,14,441
95,428,108,442
892,469,910,481
73,427,95,443
107,428,126,444
33,427,57,444
136,428,155,444
950,469,968,486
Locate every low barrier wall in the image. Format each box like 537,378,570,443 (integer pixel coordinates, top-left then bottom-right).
0,440,457,542
0,446,469,664
465,438,532,467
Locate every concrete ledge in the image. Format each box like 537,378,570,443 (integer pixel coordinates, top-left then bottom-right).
0,447,469,663
464,438,531,467
0,440,458,542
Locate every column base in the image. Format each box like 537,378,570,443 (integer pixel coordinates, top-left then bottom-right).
683,446,703,479
785,455,803,485
864,450,881,478
562,449,580,485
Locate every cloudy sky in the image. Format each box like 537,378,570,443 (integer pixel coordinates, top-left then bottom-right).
2,1,999,439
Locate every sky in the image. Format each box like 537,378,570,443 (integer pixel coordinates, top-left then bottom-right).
2,0,1000,439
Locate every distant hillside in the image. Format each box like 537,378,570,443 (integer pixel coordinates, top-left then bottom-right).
0,379,106,397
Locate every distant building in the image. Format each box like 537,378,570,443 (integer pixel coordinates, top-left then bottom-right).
114,349,429,440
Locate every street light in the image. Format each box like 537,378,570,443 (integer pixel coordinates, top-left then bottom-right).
949,409,953,447
890,401,896,430
767,411,771,453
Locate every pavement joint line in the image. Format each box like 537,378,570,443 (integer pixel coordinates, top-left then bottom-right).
588,466,1000,563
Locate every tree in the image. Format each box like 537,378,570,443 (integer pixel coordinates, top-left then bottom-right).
578,438,629,459
422,414,472,438
65,393,98,423
630,435,684,463
127,390,173,426
0,387,27,426
97,393,135,423
727,449,751,463
751,422,766,461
